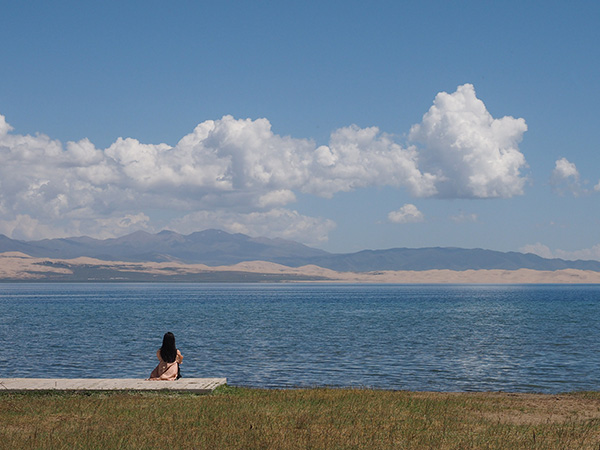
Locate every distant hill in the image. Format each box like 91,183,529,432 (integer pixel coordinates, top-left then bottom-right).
1,229,600,272
0,230,329,266
288,247,600,272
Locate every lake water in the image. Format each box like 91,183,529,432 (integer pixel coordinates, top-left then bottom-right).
1,283,599,393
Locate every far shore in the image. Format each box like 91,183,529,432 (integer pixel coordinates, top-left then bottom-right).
2,251,600,283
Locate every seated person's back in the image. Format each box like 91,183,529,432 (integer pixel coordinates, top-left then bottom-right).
149,331,183,380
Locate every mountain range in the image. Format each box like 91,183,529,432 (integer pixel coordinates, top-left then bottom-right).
1,229,600,272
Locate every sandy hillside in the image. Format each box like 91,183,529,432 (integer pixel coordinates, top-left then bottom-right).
1,252,600,283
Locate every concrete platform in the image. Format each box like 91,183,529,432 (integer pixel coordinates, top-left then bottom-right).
0,378,227,393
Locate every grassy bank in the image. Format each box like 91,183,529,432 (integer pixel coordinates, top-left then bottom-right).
2,386,600,449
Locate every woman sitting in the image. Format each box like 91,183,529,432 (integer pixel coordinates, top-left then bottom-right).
149,332,183,380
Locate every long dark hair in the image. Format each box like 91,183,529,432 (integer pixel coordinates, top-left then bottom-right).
160,332,177,363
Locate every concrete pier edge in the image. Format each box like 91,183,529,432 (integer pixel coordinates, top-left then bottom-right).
0,378,227,393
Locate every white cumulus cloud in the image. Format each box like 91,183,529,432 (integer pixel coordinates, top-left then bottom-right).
519,243,555,259
409,83,528,198
0,84,529,242
553,157,579,179
550,157,582,196
304,125,438,198
388,204,425,224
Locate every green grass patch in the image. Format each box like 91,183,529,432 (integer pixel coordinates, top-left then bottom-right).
2,387,600,449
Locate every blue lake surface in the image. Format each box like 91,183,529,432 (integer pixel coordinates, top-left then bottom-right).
1,283,600,393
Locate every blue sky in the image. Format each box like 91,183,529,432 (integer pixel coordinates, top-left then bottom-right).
1,1,599,258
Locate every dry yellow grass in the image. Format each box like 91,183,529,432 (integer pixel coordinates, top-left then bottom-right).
2,387,600,449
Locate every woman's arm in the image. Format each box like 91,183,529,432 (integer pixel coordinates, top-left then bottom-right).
176,349,183,364
156,349,162,361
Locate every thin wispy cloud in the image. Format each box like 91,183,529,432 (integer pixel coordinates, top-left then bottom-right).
520,242,600,261
450,211,478,223
167,209,337,246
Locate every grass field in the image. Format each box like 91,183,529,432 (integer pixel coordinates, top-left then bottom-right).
2,386,600,449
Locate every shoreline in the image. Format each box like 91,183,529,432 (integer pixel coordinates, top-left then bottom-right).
2,378,596,396
1,379,594,396
1,383,598,396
